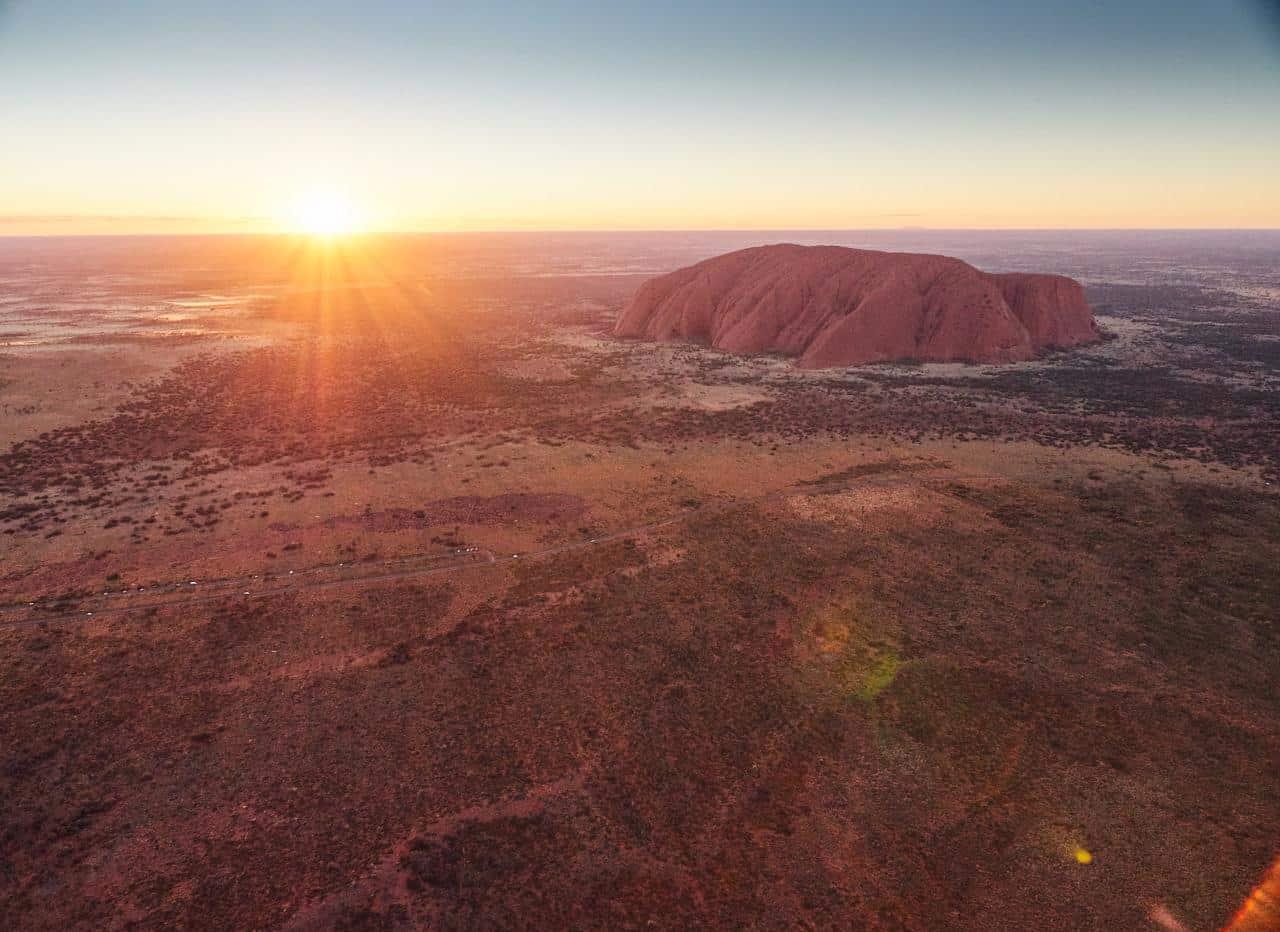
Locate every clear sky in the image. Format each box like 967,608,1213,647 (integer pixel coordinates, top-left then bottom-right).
2,0,1278,233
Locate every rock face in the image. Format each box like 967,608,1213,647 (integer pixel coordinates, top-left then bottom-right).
614,244,1099,367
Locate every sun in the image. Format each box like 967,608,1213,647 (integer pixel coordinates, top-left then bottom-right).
287,189,362,237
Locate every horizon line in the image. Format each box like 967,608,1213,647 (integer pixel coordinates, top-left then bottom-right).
3,226,1280,240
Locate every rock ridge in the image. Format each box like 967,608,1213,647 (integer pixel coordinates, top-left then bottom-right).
613,244,1099,367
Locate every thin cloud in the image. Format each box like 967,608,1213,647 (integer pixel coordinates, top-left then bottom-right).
0,214,263,225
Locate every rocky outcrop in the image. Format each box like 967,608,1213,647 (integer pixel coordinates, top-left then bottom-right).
614,244,1099,367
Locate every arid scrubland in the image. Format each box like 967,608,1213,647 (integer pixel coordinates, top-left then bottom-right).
1,233,1277,930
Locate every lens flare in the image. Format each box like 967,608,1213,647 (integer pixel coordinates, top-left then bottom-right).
1226,856,1280,931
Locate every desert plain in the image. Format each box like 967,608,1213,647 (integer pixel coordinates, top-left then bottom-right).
1,230,1277,930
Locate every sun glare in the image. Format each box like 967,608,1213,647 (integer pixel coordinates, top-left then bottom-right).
287,189,362,237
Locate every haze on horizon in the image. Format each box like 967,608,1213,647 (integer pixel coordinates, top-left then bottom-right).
2,0,1279,235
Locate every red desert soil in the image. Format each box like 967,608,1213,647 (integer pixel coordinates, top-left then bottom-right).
614,244,1100,366
2,236,1278,931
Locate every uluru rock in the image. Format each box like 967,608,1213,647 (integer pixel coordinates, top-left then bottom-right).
614,244,1099,367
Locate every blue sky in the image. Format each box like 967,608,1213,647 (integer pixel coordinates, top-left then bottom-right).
1,0,1277,231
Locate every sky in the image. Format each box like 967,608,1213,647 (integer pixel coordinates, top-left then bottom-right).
1,0,1278,234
